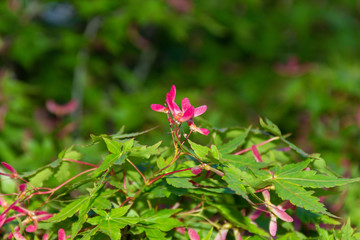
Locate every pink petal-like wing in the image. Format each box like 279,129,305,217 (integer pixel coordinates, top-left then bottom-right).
0,214,6,228
272,205,293,222
197,127,209,135
278,200,295,211
181,98,192,112
175,227,185,235
42,234,49,240
194,105,207,117
214,229,229,240
188,228,200,240
26,224,38,232
13,229,26,240
58,229,66,240
1,162,17,174
262,190,271,202
269,214,277,236
150,104,167,112
169,85,176,101
250,205,266,221
178,106,194,122
233,228,243,240
251,145,262,162
37,213,54,221
166,93,181,115
12,206,29,214
46,100,78,116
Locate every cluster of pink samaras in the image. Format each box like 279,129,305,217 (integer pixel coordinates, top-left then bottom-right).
151,85,209,135
0,162,69,240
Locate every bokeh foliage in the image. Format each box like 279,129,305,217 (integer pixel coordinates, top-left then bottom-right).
0,0,359,227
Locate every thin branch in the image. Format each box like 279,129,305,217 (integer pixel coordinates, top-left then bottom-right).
148,167,192,185
126,159,146,184
234,136,280,155
62,158,98,168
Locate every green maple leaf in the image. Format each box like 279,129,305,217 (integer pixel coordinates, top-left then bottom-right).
188,140,210,160
272,161,360,216
221,154,269,170
130,141,162,159
222,166,249,201
140,209,183,232
87,205,140,240
218,126,250,154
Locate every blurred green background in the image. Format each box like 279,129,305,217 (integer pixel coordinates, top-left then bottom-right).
0,0,359,225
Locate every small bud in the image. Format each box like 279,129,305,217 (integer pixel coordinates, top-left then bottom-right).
191,167,202,175
19,183,27,192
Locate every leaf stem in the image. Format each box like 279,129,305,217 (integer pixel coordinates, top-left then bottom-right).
126,159,147,184
27,168,96,198
62,158,98,168
234,136,280,155
148,167,192,186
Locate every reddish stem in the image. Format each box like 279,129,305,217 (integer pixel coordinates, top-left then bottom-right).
148,167,192,185
119,197,134,207
127,159,147,184
181,130,193,145
28,168,96,198
234,137,279,155
123,169,127,190
62,159,98,168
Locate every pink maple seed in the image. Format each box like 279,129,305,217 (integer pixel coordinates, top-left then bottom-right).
1,162,17,174
251,145,262,162
12,227,26,240
169,85,176,102
194,105,207,117
262,190,271,202
166,93,181,115
46,99,78,116
214,229,229,240
198,127,209,135
269,214,278,236
177,106,195,122
12,206,29,214
36,213,54,221
188,121,210,135
191,166,202,175
181,98,192,112
42,234,49,240
250,205,266,221
271,206,293,222
188,228,200,240
26,224,38,233
0,214,6,228
58,229,66,240
181,98,207,117
233,228,243,240
175,227,185,235
150,104,168,113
